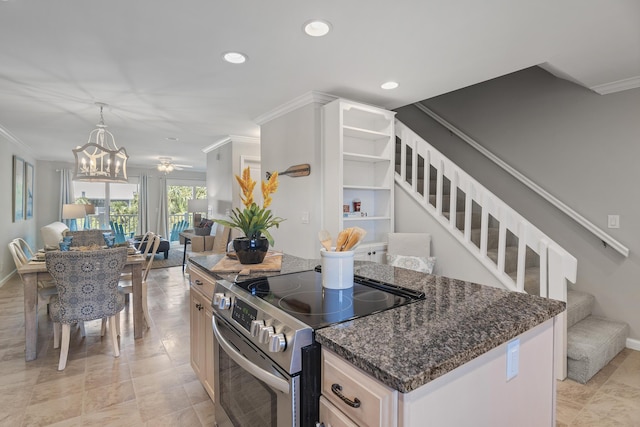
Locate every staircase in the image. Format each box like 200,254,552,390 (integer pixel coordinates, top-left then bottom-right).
566,290,628,383
394,119,629,382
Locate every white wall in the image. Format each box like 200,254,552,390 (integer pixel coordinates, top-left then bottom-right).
205,139,260,238
206,143,234,220
395,66,640,339
395,187,503,288
260,102,324,259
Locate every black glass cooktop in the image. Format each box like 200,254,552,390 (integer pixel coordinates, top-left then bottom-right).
233,267,425,330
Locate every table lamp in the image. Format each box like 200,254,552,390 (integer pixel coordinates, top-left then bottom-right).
187,199,208,226
62,204,87,231
83,204,96,229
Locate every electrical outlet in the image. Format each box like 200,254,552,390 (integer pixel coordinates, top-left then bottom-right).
506,339,519,381
607,215,620,229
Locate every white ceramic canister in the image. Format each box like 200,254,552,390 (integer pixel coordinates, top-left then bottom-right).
320,248,354,289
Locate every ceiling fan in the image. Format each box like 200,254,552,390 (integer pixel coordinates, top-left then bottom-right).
157,157,193,174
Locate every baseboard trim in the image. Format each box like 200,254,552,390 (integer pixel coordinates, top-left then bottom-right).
626,338,640,351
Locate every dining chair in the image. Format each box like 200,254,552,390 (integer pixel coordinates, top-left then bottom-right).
46,247,128,370
8,240,59,308
118,232,161,329
13,237,36,260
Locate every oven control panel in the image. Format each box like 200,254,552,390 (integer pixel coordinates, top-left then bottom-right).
232,298,257,332
210,278,314,374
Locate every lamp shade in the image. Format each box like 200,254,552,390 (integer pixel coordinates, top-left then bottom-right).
62,204,88,220
187,199,208,213
84,204,96,215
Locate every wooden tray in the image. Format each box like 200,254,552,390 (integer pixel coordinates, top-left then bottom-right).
211,252,282,275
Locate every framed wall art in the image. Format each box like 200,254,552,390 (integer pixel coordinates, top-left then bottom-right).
13,155,25,222
25,162,34,219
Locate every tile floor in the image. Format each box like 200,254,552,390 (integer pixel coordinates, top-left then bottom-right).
0,266,214,426
1,265,639,426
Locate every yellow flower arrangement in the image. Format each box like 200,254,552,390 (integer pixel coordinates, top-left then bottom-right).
214,167,285,246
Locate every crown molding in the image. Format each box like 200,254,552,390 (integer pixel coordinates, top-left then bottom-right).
254,91,337,125
0,122,31,151
590,76,640,95
202,135,260,153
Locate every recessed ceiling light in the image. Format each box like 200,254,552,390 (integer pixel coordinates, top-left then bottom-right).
166,137,179,142
303,20,332,37
381,81,399,90
222,52,247,64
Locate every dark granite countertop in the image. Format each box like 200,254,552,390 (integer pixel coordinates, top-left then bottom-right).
189,254,565,394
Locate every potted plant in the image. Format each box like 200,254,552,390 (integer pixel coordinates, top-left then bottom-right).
214,167,285,264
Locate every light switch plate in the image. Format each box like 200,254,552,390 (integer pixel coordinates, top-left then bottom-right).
607,215,620,229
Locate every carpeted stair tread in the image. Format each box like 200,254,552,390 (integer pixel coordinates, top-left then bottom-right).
507,267,540,295
471,228,500,250
567,315,628,384
486,246,538,273
566,290,595,328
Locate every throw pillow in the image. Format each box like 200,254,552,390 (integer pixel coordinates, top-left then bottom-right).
387,254,436,274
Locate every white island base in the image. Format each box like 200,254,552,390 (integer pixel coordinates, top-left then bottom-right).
398,318,556,427
321,317,558,427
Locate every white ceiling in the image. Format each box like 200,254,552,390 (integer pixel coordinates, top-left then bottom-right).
1,0,638,172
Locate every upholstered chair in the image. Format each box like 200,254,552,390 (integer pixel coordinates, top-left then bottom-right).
46,247,128,370
386,232,436,274
40,221,70,250
64,229,112,247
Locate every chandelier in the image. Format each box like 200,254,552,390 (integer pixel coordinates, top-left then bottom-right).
73,103,129,183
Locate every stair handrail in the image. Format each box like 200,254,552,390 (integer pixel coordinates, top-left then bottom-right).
395,120,578,299
413,102,629,258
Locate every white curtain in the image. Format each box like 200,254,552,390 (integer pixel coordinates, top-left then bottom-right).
59,169,74,227
138,174,150,234
156,176,169,239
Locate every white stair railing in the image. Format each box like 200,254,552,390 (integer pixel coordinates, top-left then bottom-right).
395,120,577,379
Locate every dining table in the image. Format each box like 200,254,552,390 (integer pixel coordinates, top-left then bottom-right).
18,252,146,361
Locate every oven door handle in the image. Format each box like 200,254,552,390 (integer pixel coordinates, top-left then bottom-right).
212,316,290,395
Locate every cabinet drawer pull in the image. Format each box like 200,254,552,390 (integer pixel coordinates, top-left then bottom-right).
331,383,361,408
194,279,203,286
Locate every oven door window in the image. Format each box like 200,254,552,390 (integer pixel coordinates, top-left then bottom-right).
219,348,278,427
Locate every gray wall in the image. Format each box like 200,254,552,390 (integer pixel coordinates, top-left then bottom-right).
1,134,38,283
395,66,640,339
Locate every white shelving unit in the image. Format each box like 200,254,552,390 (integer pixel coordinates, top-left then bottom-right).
322,99,395,262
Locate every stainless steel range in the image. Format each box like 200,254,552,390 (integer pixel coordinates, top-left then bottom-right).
211,266,424,427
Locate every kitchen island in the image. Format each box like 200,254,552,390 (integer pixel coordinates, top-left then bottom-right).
189,254,565,426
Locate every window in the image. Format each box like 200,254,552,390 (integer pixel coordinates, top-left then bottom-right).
73,179,139,235
167,182,206,229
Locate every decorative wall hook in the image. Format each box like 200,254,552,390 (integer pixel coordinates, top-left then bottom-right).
266,163,310,179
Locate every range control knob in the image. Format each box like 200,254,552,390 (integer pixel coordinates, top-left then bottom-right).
269,333,287,353
218,296,232,310
213,293,224,306
258,325,275,344
250,320,265,337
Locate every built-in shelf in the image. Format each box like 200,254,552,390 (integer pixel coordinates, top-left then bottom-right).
323,99,396,247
